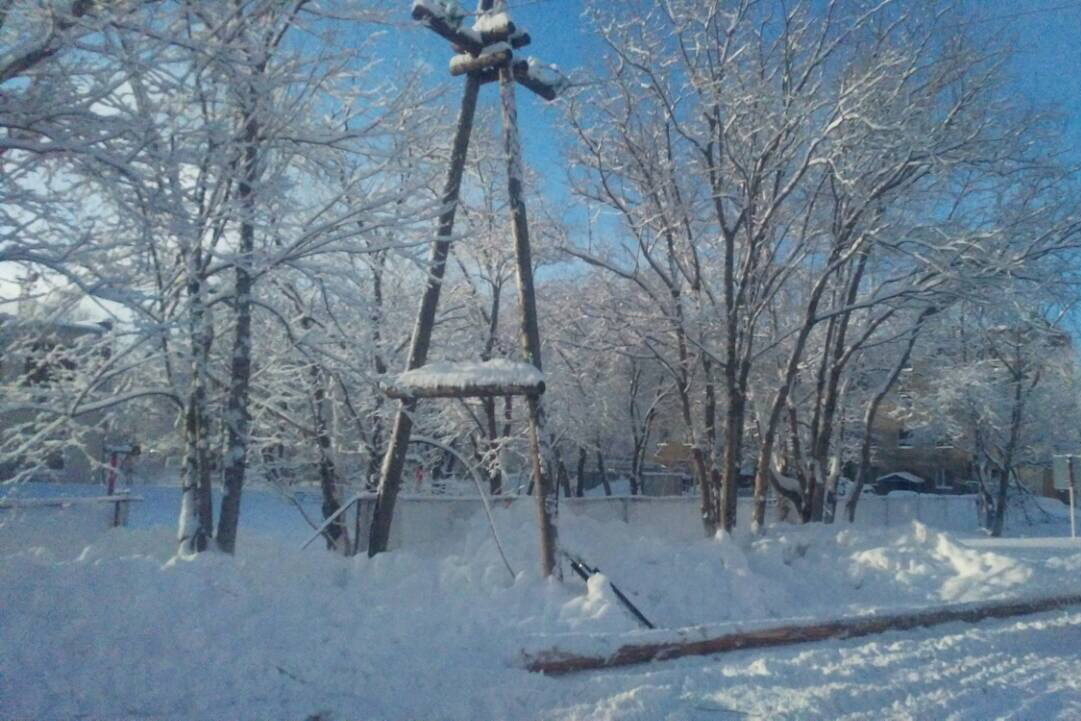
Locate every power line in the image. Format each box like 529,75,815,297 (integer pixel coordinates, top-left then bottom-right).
945,0,1081,28
462,0,563,17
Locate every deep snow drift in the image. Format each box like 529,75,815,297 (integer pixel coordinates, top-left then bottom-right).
2,484,1081,720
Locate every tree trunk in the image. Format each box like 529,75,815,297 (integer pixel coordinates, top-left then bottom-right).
720,388,743,531
596,449,611,496
215,74,261,554
483,397,503,494
752,241,866,529
178,340,212,553
846,308,935,523
177,236,213,554
991,356,1026,538
555,446,572,498
310,359,349,555
575,446,587,497
366,252,388,489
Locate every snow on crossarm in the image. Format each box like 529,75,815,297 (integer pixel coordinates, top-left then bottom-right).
386,359,545,398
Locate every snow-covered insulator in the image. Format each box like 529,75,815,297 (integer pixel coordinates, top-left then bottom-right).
472,11,517,45
413,0,483,54
411,0,465,30
514,57,571,101
508,27,532,50
449,42,513,77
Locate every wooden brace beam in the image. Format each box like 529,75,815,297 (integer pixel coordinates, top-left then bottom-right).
470,59,564,101
383,380,545,400
450,45,512,77
513,65,562,102
413,3,484,55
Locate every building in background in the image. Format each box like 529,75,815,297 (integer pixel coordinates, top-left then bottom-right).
0,313,112,484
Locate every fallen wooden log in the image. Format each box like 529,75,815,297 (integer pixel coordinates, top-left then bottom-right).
523,592,1081,675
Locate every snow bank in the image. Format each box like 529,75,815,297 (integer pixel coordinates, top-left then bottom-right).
368,493,986,553
3,485,1080,720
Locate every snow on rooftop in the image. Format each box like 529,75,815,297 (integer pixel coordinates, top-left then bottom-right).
395,359,544,391
878,471,928,485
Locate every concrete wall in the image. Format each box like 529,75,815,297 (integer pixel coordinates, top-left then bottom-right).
354,493,982,552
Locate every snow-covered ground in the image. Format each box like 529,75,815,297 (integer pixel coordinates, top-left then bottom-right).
2,483,1081,720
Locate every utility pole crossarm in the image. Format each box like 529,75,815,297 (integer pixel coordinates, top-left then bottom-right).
411,0,484,54
467,60,567,101
512,58,570,102
413,0,568,102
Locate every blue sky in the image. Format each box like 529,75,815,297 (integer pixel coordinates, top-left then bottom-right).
1003,0,1081,152
391,0,1081,207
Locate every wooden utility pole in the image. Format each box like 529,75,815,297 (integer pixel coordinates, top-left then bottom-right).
494,1,558,575
366,65,483,558
369,0,569,577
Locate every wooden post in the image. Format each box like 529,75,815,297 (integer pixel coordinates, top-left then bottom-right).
495,17,559,577
367,69,484,557
1069,455,1076,539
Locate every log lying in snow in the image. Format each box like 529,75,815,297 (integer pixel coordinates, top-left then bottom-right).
522,592,1081,675
384,359,545,399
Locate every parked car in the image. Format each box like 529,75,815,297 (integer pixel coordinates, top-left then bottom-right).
872,471,930,496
